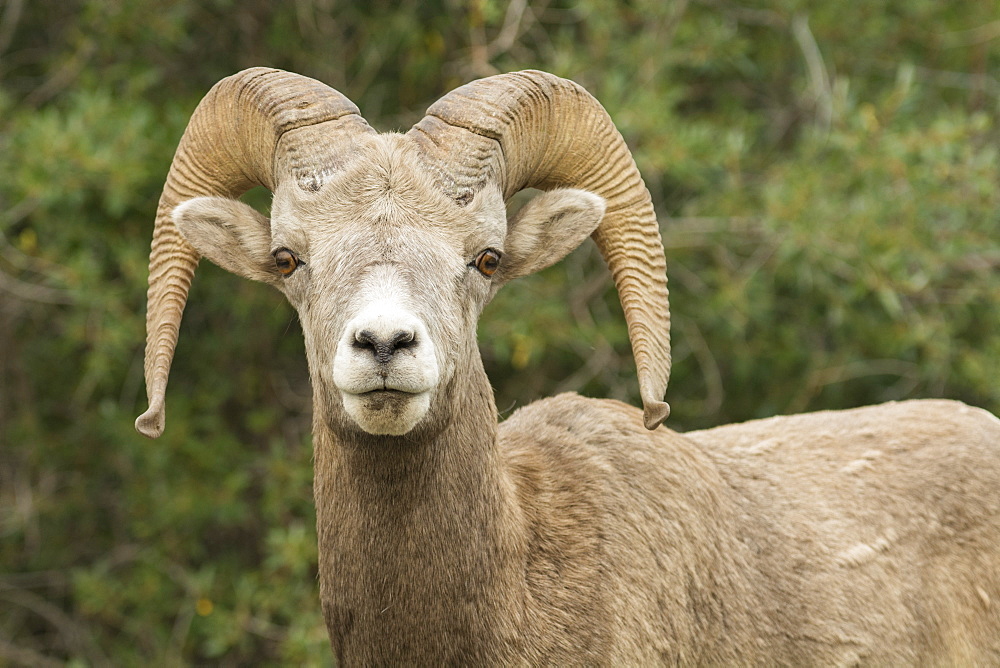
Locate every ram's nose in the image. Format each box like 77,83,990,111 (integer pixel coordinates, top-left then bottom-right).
333,299,440,435
334,299,439,395
354,328,417,365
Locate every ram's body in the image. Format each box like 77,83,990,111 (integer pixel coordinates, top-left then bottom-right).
685,399,1000,665
316,393,1000,664
136,67,1000,663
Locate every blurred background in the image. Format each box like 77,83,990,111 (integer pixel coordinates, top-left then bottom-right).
1,0,998,663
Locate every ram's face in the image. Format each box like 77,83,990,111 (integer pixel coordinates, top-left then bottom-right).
271,140,510,437
135,69,673,442
174,135,605,438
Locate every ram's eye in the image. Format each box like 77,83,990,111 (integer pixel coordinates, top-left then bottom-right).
472,248,501,277
273,249,301,276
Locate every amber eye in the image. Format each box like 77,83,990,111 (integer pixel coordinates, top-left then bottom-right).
273,249,301,276
472,248,501,277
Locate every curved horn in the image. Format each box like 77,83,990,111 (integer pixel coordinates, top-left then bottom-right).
136,67,374,438
408,71,671,429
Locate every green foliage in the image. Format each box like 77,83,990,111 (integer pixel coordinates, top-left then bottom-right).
2,0,998,663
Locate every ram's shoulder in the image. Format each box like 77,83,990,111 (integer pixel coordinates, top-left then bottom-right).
498,392,684,456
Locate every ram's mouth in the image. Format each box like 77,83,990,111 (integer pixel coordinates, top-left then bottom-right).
353,385,424,398
339,385,433,436
358,389,416,410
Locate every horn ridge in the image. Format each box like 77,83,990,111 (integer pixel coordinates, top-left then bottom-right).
136,68,372,438
408,70,671,428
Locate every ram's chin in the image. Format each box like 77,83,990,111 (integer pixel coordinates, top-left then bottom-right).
341,390,431,436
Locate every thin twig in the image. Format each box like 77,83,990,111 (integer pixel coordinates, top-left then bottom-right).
554,340,617,396
736,236,781,286
0,637,64,668
0,267,75,305
0,570,69,590
22,40,96,108
0,587,111,665
488,0,529,58
907,63,1000,95
791,14,833,133
941,20,1000,48
789,359,921,414
0,0,24,60
677,317,725,415
692,0,785,28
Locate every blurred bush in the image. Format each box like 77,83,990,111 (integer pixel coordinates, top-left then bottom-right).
1,0,997,663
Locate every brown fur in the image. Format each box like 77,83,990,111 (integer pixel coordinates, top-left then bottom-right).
313,367,1000,664
171,133,1000,663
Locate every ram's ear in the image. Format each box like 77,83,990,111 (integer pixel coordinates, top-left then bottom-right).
173,197,280,285
499,188,606,282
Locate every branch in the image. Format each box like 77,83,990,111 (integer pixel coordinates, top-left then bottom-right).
692,0,785,28
0,637,63,668
0,0,24,62
791,14,833,133
0,587,110,665
676,317,725,415
941,20,1000,47
22,40,96,108
0,266,75,305
487,0,529,59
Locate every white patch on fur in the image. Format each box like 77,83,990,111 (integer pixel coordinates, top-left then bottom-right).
745,437,782,455
333,297,440,435
839,450,883,475
836,531,895,568
976,586,991,609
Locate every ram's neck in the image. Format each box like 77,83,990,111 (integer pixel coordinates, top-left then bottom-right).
310,358,526,663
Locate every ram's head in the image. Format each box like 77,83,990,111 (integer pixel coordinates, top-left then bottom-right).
135,68,671,439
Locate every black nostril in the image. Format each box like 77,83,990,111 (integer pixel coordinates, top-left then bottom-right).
354,329,416,363
389,330,415,350
354,329,378,349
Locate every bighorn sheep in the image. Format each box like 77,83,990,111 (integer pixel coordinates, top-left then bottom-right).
135,68,1000,663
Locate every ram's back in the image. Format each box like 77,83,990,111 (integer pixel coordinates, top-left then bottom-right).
686,399,1000,664
499,395,1000,664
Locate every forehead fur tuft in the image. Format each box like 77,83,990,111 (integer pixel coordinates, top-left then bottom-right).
271,134,506,239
